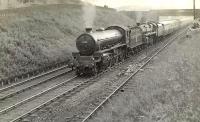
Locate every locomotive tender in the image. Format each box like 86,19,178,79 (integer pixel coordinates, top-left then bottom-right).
72,18,192,75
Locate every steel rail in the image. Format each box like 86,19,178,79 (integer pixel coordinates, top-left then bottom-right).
0,65,70,93
81,29,186,122
10,76,96,122
0,76,77,115
0,69,73,101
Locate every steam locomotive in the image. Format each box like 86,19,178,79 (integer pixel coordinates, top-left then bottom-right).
72,18,192,75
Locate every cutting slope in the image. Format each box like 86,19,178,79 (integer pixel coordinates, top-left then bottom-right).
0,4,135,79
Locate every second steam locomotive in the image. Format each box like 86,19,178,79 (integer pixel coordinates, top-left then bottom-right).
72,18,192,75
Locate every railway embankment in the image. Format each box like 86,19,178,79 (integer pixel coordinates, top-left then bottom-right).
0,4,135,81
89,29,200,121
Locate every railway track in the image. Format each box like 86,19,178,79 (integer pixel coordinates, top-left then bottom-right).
81,29,187,122
0,65,74,122
0,50,139,122
0,65,72,101
6,52,144,122
9,62,128,122
0,62,122,122
0,76,81,122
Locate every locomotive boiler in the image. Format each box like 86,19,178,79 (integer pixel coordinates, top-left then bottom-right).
76,28,123,56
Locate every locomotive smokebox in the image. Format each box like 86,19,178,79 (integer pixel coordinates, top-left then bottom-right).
136,23,140,26
85,27,92,33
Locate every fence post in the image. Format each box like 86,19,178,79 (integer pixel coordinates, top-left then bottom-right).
8,79,11,84
1,80,3,87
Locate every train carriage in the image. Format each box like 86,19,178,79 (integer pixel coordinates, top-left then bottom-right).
159,20,180,36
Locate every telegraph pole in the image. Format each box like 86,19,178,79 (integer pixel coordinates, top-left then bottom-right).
193,0,196,20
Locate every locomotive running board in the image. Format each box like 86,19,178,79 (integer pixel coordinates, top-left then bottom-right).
99,44,127,53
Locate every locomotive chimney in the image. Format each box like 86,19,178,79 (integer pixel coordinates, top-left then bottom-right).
136,23,140,26
85,27,92,33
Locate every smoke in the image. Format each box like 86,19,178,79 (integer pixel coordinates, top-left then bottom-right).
82,0,96,27
135,11,159,23
135,11,143,23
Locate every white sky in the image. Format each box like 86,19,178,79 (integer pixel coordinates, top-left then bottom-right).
83,0,200,9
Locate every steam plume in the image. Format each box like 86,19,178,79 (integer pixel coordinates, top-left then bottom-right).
82,0,96,27
136,11,143,23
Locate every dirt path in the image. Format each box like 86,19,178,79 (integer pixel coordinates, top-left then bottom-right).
90,32,200,122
